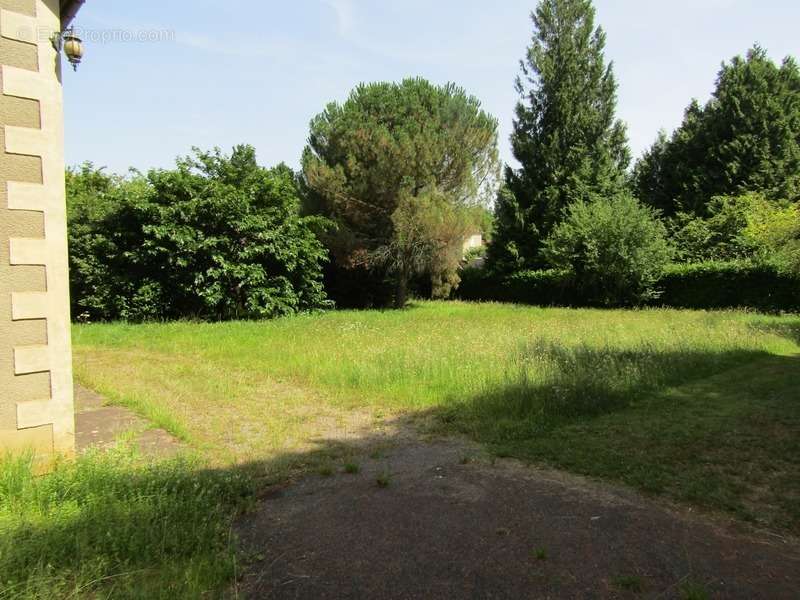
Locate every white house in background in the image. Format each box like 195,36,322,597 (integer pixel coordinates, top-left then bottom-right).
462,232,483,254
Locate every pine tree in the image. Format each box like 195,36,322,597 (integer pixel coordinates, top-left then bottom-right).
488,0,630,272
302,78,499,307
634,47,800,216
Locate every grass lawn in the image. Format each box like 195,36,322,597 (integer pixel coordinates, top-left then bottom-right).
4,300,798,597
70,301,800,530
0,449,254,599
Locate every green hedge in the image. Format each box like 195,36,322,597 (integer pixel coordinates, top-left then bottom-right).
457,268,572,306
656,261,799,312
456,262,799,312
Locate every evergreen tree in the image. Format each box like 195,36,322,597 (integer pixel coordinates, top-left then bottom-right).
302,78,499,307
488,0,630,272
634,47,800,216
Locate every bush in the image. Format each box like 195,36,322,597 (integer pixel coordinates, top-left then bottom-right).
67,147,331,321
657,261,800,312
457,261,799,314
742,200,800,276
668,192,769,263
542,193,672,306
456,267,570,306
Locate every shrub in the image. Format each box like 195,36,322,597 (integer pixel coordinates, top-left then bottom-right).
657,261,800,312
456,267,570,306
542,193,672,306
669,194,755,262
67,147,331,321
458,261,800,313
742,200,800,276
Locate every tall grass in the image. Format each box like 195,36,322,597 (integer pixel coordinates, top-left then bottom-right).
73,301,800,415
0,448,254,599
5,302,795,597
443,336,770,440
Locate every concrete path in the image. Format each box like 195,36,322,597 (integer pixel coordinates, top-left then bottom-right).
74,384,182,456
72,384,800,597
236,439,800,599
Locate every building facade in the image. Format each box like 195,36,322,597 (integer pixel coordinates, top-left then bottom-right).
1,0,83,463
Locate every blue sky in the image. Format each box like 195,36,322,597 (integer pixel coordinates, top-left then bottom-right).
63,0,800,174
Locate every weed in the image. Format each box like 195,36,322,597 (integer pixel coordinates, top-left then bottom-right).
612,575,645,593
680,579,710,600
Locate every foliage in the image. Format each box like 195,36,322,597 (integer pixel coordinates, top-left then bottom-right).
667,193,800,276
66,147,331,321
658,260,800,312
302,77,499,307
542,193,672,306
65,164,146,321
488,0,630,272
456,267,570,306
473,205,495,242
462,246,487,266
633,46,800,216
0,447,254,599
372,189,478,303
742,200,800,275
458,258,800,313
668,193,762,262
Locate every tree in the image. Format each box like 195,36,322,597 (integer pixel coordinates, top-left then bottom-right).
302,77,499,308
66,164,150,320
488,0,630,272
742,198,800,276
67,146,331,321
542,193,672,306
634,47,800,216
668,193,761,263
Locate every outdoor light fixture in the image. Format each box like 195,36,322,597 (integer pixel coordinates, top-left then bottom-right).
51,27,84,71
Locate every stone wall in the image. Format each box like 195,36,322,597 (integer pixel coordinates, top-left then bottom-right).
0,0,75,461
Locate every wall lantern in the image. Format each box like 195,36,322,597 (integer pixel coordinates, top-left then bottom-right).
51,28,84,71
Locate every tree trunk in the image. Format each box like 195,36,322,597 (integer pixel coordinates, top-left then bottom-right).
394,271,408,309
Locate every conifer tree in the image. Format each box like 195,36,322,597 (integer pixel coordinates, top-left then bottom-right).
302,78,499,307
489,0,630,272
634,47,800,216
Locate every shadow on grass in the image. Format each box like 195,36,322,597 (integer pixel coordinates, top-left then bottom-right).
748,318,800,347
431,348,800,535
3,344,799,598
437,343,774,438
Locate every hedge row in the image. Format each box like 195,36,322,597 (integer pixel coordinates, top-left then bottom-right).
457,268,570,306
657,261,799,312
455,261,799,312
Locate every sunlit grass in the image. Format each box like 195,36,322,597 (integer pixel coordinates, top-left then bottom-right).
70,301,800,532
0,447,254,599
5,300,796,598
73,301,798,412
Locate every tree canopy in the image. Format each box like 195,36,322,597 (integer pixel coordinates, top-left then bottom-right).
633,46,800,216
67,146,330,321
488,0,630,273
302,77,499,307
